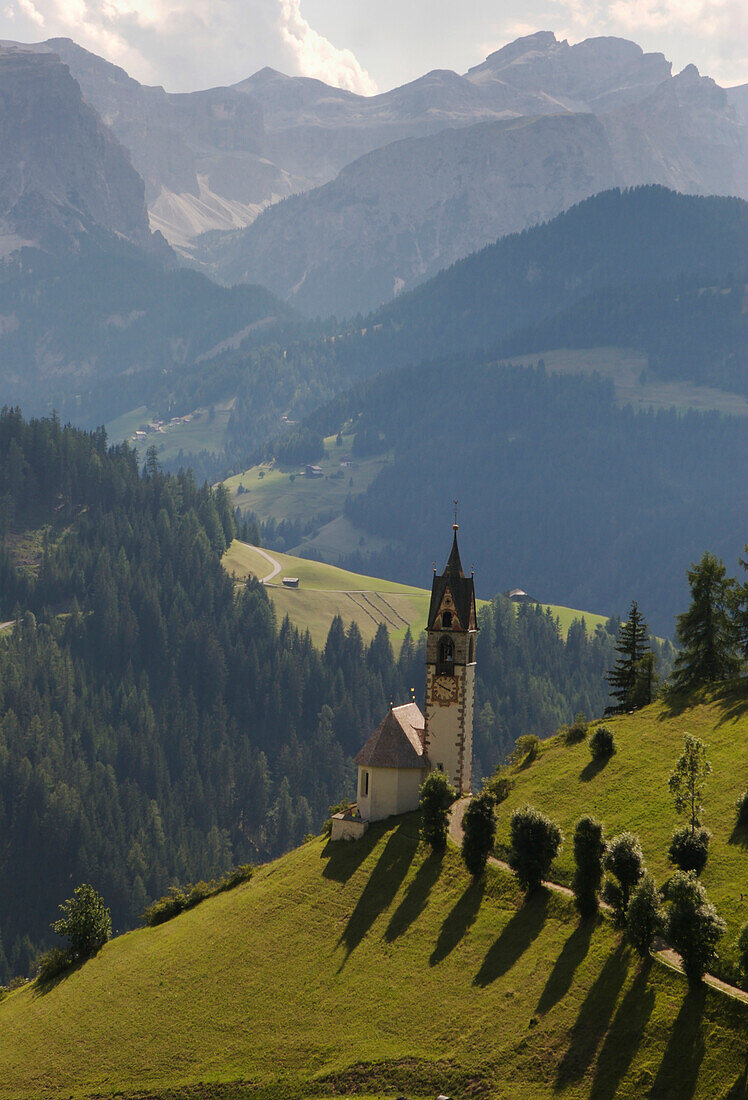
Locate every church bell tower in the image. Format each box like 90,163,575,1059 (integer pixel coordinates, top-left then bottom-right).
424,522,477,795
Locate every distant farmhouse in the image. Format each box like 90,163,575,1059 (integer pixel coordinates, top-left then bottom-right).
331,524,477,840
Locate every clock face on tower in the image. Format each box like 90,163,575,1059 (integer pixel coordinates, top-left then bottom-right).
431,675,458,705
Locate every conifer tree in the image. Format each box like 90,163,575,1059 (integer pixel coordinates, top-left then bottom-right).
606,600,652,711
671,552,740,691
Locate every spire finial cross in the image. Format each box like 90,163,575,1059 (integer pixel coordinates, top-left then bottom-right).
453,499,459,530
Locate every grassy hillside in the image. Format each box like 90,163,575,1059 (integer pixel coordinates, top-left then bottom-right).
492,693,748,976
1,813,746,1099
222,540,609,649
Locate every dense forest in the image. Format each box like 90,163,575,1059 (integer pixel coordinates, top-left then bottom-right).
300,360,746,633
156,187,748,476
0,410,633,982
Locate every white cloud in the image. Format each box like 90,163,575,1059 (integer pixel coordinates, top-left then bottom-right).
278,0,376,94
17,0,44,24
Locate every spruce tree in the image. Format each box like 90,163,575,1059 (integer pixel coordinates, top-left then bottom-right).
671,552,740,691
606,601,652,711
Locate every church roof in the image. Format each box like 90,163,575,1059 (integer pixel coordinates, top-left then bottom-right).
354,703,428,769
427,526,477,631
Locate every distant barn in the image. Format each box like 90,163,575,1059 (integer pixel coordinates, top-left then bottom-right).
282,577,299,588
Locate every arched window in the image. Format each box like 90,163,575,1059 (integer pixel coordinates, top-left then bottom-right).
438,636,454,666
442,610,453,629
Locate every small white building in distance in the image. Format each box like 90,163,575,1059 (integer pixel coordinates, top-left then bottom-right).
330,522,477,842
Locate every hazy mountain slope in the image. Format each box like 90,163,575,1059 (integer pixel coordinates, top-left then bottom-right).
0,46,155,256
203,112,619,317
201,69,747,317
4,31,692,254
0,237,290,424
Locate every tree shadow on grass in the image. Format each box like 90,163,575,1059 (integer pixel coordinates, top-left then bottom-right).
647,985,706,1100
338,822,418,961
728,821,748,850
429,878,485,967
725,1054,748,1099
579,757,610,782
321,824,382,884
385,850,444,943
588,960,655,1100
473,889,548,988
32,956,84,997
535,919,594,1016
555,942,629,1088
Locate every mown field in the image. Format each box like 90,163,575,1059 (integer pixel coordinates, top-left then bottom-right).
492,692,748,975
499,346,748,418
0,811,745,1100
222,540,610,650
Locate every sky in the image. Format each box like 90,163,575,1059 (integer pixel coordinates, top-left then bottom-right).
0,0,746,93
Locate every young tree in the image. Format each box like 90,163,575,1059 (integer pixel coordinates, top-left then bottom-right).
603,832,646,923
461,792,496,878
606,601,652,711
572,815,607,917
668,825,711,874
420,772,456,852
626,874,662,958
668,734,711,833
52,884,111,961
662,871,726,986
671,552,740,691
508,804,563,894
589,726,616,761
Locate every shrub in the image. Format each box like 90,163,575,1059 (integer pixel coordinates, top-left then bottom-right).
668,825,711,874
142,864,254,927
626,874,662,958
735,791,748,827
482,771,514,804
461,792,496,878
420,772,456,851
52,884,111,961
589,726,616,761
323,798,351,837
563,714,588,745
35,946,73,984
511,734,540,765
572,815,607,917
737,922,748,979
662,871,726,985
508,804,563,894
603,832,646,923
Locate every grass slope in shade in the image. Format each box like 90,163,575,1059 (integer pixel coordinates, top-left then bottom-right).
222,540,609,649
0,817,745,1100
493,694,748,968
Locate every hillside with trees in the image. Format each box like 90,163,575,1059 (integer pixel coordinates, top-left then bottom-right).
297,359,745,633
0,409,630,982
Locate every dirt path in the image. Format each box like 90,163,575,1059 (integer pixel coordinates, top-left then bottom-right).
449,797,748,1006
248,545,283,584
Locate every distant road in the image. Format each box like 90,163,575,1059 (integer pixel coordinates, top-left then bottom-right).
248,545,282,584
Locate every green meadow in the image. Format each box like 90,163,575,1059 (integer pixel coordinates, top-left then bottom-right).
0,810,745,1099
492,692,748,974
222,540,610,650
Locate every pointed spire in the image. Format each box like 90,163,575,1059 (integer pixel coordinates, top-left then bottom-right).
445,525,465,578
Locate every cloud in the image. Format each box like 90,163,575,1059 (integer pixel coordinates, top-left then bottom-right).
0,0,377,92
278,0,376,94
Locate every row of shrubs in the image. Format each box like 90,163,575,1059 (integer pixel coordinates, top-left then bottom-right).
419,769,747,987
142,864,254,926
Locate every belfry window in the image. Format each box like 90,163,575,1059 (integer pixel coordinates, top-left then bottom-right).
442,610,453,628
438,637,454,666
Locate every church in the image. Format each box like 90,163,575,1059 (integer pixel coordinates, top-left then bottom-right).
330,522,477,841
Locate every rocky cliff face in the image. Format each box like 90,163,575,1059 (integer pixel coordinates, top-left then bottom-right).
197,60,748,318
3,31,695,252
0,46,155,256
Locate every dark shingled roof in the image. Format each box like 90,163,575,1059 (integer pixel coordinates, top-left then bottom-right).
354,703,428,769
427,526,477,631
